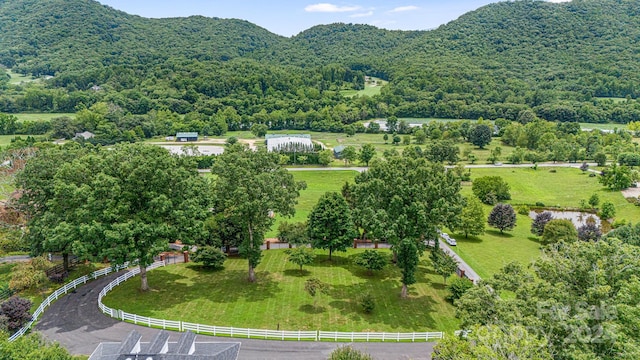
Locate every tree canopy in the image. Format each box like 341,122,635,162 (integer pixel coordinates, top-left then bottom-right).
307,192,356,261
212,145,304,282
454,239,640,359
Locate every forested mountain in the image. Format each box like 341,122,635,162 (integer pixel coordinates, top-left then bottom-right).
0,0,285,74
380,0,640,120
1,0,640,139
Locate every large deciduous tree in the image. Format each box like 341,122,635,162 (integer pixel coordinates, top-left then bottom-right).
469,124,492,149
60,144,211,291
451,196,486,238
16,144,90,271
431,248,458,285
212,145,303,282
454,239,640,359
350,155,462,256
530,211,554,236
487,203,516,234
349,154,462,297
358,143,376,166
397,238,419,299
599,163,636,190
541,219,577,245
307,192,356,261
472,176,511,205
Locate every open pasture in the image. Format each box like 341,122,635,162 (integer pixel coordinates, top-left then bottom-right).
102,249,460,333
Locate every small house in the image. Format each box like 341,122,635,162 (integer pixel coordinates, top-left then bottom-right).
333,145,346,159
176,132,198,142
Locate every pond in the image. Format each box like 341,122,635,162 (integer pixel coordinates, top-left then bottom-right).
529,210,601,228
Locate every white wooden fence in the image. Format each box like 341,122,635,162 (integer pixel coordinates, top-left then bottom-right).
8,262,130,342
98,261,446,342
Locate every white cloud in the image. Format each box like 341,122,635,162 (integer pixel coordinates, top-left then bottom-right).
350,10,374,18
389,5,419,13
305,3,361,13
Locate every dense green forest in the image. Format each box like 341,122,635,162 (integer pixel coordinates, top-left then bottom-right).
1,0,640,139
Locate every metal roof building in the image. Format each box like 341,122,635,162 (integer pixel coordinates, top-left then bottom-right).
265,134,313,152
89,330,240,360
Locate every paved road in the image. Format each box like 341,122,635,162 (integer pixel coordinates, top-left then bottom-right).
438,242,481,284
36,270,435,360
198,162,599,174
0,255,30,263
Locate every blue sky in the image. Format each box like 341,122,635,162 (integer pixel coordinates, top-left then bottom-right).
97,0,570,37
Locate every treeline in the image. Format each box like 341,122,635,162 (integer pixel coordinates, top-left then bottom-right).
2,0,640,127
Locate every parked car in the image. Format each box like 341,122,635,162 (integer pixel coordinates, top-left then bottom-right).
446,237,457,246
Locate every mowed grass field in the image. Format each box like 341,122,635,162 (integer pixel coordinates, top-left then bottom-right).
268,170,357,237
449,167,640,278
341,77,388,98
0,134,46,147
14,113,75,122
6,69,36,85
102,248,460,333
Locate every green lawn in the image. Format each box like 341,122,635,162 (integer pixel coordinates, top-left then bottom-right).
268,170,358,237
447,214,541,279
342,77,387,98
14,113,75,122
397,118,476,125
102,249,459,333
6,69,36,85
464,167,638,221
0,134,43,147
449,167,640,278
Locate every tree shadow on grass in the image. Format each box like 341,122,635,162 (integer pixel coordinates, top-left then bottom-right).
451,233,483,244
486,230,515,238
110,268,282,314
283,269,311,277
185,264,225,273
527,236,543,245
326,281,442,331
308,254,351,267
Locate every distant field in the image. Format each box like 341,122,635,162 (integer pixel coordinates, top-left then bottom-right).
6,69,38,85
447,213,540,279
14,113,75,122
580,123,627,131
398,118,477,124
595,97,630,104
342,77,387,98
267,170,357,237
450,166,640,278
0,134,45,147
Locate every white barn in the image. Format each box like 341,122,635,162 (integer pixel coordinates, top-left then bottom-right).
266,134,314,152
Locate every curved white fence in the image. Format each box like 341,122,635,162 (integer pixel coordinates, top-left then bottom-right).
9,262,130,342
98,261,444,342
